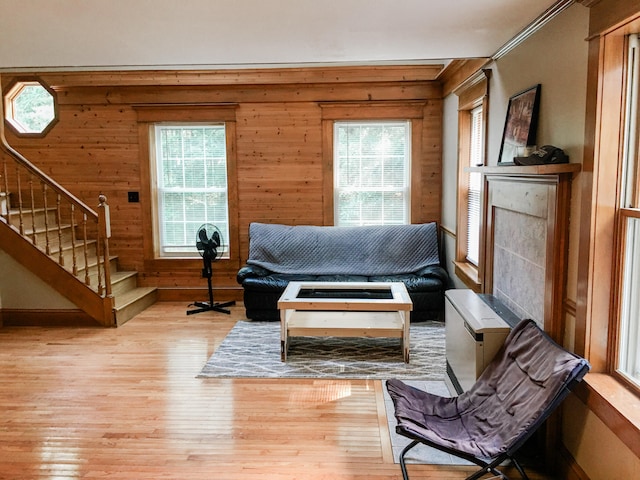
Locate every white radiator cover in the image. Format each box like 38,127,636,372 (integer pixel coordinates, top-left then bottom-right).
444,289,511,395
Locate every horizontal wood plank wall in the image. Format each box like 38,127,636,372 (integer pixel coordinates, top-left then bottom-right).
1,67,443,293
236,101,324,237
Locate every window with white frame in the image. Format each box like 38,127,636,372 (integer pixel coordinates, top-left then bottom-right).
466,106,483,265
153,124,230,258
333,121,411,226
616,34,640,388
618,213,640,386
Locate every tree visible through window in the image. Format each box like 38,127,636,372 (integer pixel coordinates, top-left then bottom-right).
333,121,410,226
154,124,230,257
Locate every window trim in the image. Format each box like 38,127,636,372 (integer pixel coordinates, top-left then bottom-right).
151,122,231,259
453,70,490,292
319,102,426,225
133,104,239,269
575,10,640,457
609,34,640,392
2,76,58,137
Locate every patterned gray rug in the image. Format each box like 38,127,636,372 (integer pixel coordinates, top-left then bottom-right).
198,320,445,379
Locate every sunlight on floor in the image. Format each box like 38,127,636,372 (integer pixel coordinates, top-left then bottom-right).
287,380,353,406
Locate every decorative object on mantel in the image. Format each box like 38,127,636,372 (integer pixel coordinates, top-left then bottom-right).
498,84,541,165
514,144,569,165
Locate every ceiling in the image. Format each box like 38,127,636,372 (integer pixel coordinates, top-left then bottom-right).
0,0,568,71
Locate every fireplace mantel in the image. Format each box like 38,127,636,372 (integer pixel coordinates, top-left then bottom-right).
469,163,581,176
473,163,579,342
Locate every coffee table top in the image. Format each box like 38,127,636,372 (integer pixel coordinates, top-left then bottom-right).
278,281,412,311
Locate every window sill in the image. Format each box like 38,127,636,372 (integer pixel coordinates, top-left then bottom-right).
144,257,239,271
574,373,640,458
453,261,481,292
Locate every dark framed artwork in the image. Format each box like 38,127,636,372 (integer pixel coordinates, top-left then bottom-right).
498,84,541,165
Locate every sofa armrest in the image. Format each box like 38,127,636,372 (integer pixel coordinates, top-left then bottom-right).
415,265,451,288
237,264,273,284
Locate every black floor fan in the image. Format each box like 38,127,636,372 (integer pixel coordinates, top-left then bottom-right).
187,223,235,315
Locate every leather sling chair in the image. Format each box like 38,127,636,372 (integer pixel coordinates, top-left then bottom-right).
386,318,590,480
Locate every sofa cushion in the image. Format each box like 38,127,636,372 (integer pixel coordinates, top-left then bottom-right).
314,274,369,283
368,274,443,292
246,222,441,276
242,273,318,292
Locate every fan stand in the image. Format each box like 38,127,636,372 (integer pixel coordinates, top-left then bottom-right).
187,255,235,316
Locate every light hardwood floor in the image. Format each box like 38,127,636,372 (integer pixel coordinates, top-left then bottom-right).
0,302,554,480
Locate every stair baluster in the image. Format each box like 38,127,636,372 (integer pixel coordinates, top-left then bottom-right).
15,162,24,235
81,213,90,286
28,174,36,245
56,194,64,266
42,183,51,255
70,203,78,276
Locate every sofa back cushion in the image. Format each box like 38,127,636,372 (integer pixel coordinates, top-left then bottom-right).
246,222,440,276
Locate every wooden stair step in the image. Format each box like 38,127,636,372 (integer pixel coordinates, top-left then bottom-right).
7,206,59,229
110,270,139,296
114,287,158,327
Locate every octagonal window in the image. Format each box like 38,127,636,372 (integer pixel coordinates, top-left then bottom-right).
4,79,58,136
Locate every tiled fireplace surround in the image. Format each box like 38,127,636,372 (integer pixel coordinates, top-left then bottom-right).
479,165,577,340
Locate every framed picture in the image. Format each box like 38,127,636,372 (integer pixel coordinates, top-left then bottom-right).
498,84,541,165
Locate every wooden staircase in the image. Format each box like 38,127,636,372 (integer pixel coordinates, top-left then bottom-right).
0,193,157,327
0,134,156,328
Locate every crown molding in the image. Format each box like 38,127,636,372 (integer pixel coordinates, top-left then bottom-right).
492,0,575,59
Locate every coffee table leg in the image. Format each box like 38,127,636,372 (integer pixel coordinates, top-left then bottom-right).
280,308,288,362
402,310,410,363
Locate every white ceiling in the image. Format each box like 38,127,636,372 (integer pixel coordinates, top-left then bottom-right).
0,0,565,71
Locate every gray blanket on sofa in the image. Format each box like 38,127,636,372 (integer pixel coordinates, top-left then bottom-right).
246,222,440,276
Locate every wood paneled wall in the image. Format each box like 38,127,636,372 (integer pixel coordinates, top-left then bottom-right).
1,67,444,296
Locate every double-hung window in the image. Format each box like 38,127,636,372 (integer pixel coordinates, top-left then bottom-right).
454,70,490,291
153,124,230,258
615,34,640,389
466,106,483,265
333,121,411,226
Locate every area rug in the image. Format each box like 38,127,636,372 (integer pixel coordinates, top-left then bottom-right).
198,320,445,379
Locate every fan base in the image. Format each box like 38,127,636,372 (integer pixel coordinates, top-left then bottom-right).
187,300,236,316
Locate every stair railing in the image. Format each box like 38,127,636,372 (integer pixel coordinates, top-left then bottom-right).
0,98,112,300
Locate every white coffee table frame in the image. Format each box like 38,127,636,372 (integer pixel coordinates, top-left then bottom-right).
277,281,413,363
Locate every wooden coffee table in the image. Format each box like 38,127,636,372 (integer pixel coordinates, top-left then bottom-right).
277,281,413,363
